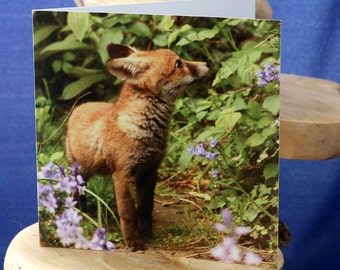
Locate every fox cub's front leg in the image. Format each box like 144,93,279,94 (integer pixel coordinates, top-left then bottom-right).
112,170,145,251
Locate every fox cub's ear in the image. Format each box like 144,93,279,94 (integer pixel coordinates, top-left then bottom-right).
105,44,149,82
106,44,136,59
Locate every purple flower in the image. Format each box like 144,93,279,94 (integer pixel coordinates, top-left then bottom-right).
215,209,233,232
38,183,58,213
64,197,77,209
211,208,262,266
90,228,116,251
38,161,116,251
211,169,221,178
69,162,81,176
211,237,241,263
205,151,219,161
209,138,219,148
275,119,280,127
55,208,84,247
244,251,262,265
255,64,280,87
38,162,57,180
234,226,251,235
188,142,219,160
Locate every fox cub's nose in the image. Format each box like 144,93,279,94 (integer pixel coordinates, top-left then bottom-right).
185,60,209,79
196,62,209,78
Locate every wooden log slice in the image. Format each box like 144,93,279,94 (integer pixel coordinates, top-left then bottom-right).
280,74,340,160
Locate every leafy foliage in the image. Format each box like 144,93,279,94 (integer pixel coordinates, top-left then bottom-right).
34,11,280,266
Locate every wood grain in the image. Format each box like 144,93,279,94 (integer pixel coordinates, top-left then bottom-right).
280,74,340,160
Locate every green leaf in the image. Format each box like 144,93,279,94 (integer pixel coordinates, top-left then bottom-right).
263,162,278,180
50,151,64,162
60,73,108,100
100,28,124,47
158,16,175,32
129,21,152,38
195,128,225,142
40,37,91,56
188,191,211,201
168,30,180,47
213,57,239,86
178,147,194,171
177,25,219,46
34,25,60,46
245,133,266,147
67,12,89,42
232,97,247,110
216,109,242,132
244,204,261,222
153,34,168,47
263,95,280,115
64,66,104,77
247,99,262,119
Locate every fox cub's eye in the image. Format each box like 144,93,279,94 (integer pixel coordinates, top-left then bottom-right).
175,59,183,68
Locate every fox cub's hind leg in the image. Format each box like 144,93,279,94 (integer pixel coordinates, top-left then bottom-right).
136,168,158,240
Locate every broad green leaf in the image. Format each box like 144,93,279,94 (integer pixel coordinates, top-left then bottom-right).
247,99,262,119
262,126,278,138
129,21,152,38
177,25,219,46
153,34,168,47
213,63,234,86
40,38,91,56
232,97,247,110
263,95,280,115
50,151,64,162
244,205,261,222
158,16,175,32
257,115,275,128
34,25,60,46
99,28,124,63
64,66,104,77
179,24,193,33
216,110,242,131
245,133,266,147
67,12,89,42
60,73,108,100
168,30,180,47
195,128,225,142
263,162,278,180
100,28,124,47
178,147,194,171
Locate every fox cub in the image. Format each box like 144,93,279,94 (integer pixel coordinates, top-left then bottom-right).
66,44,208,251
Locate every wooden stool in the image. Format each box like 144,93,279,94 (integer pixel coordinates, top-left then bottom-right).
4,223,280,270
280,74,340,160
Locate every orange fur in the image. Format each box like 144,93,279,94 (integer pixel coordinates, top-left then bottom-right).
66,44,208,251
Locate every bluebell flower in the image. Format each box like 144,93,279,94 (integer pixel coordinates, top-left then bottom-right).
55,208,84,247
244,250,263,265
38,183,58,213
188,141,219,160
255,64,280,87
64,197,77,209
209,138,219,148
90,228,116,251
211,169,221,178
275,119,280,127
211,209,262,266
38,162,57,180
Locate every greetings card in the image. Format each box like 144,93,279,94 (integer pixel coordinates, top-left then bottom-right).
34,1,280,268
